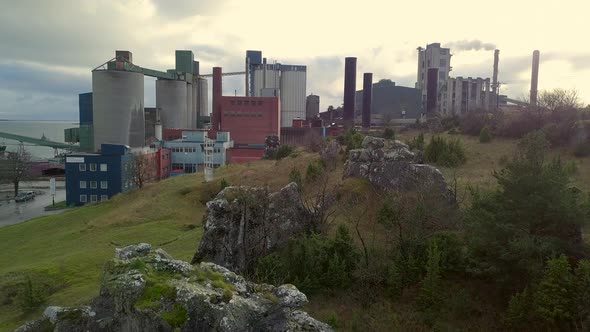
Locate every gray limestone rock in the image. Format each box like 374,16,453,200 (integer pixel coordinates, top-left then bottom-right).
18,244,332,332
192,183,314,273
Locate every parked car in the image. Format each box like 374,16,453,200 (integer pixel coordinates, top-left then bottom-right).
15,191,35,202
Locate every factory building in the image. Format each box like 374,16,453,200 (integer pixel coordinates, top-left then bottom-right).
355,79,423,123
443,77,492,114
416,43,452,113
86,50,209,152
306,94,320,119
246,51,306,127
65,143,171,206
211,67,281,163
163,131,233,174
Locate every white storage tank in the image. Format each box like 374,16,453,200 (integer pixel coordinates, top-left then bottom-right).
92,70,145,150
192,81,198,129
186,82,193,129
156,79,187,129
253,64,280,96
280,65,307,127
198,77,208,117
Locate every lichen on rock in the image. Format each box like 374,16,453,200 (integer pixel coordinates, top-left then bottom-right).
17,244,332,332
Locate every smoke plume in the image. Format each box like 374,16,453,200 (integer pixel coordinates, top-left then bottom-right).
444,40,496,52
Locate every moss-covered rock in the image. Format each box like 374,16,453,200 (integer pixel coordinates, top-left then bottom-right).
18,243,332,332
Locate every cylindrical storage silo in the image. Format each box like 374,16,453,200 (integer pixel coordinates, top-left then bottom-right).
92,70,145,150
156,79,187,129
192,81,198,129
198,77,208,117
186,83,192,129
253,64,280,97
280,65,307,127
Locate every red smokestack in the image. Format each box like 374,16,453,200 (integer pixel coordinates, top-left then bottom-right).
212,67,222,131
362,73,372,130
343,57,357,129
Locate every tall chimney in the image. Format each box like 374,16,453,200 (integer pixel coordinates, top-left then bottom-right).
362,73,373,130
426,68,439,114
212,67,222,131
343,57,357,129
492,49,499,94
530,50,540,107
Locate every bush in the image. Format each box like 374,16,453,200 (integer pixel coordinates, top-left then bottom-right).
253,225,359,294
465,131,589,291
382,128,395,140
407,133,425,151
479,127,492,143
17,275,48,313
288,168,303,188
275,145,294,160
220,178,229,190
460,112,488,136
573,140,590,157
337,129,364,152
424,136,466,167
305,160,325,182
441,114,460,131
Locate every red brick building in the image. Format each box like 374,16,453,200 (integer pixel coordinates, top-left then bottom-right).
212,67,280,163
219,96,280,145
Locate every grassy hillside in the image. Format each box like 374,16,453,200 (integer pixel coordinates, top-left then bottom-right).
1,134,589,331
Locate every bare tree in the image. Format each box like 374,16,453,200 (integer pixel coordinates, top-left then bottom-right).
538,88,582,111
128,153,156,189
298,162,339,233
0,144,31,197
341,190,374,267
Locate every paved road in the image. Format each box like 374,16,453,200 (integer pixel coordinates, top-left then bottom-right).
0,186,67,228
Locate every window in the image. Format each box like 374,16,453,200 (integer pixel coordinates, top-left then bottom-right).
237,100,242,105
230,100,235,105
101,195,108,201
244,100,250,105
89,164,97,171
79,164,86,171
440,49,448,55
80,195,87,203
90,181,97,189
79,181,86,189
258,100,263,106
440,59,447,67
90,195,97,202
100,164,107,171
100,181,108,189
439,71,446,80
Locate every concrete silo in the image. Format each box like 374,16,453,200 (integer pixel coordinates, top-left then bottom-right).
191,81,198,129
92,70,145,150
280,65,307,127
186,82,193,129
252,63,280,96
197,77,208,117
156,79,188,129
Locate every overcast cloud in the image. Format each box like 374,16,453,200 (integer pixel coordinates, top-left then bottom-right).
0,0,589,120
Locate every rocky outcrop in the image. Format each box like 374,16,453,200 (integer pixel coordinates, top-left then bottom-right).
17,244,332,332
193,183,312,273
345,136,453,202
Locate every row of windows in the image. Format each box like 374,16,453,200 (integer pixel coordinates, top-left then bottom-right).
229,100,264,106
170,147,197,153
79,163,107,172
80,194,108,203
223,111,263,117
80,181,108,189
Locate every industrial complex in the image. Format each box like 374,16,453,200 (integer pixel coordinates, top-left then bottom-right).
0,43,543,206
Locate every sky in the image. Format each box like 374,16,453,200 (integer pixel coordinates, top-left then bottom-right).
1,0,589,120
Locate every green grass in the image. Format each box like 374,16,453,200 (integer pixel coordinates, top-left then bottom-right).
2,138,589,331
44,200,68,211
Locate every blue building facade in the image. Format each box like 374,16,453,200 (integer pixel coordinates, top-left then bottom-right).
65,144,133,206
163,131,233,174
